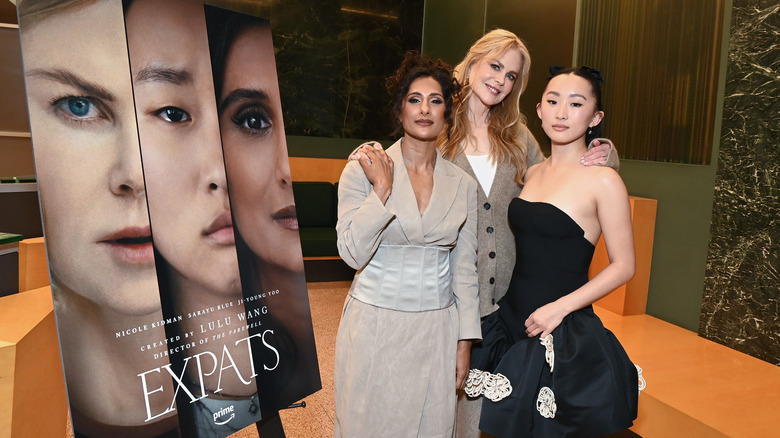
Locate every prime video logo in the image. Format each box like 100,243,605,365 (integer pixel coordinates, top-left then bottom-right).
213,405,235,425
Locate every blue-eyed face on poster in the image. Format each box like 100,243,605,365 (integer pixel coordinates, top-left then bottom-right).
20,0,160,316
18,0,178,434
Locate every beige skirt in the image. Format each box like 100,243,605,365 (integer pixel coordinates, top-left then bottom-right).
334,295,459,438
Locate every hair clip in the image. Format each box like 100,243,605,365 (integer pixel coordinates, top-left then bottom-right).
548,65,565,79
580,66,604,85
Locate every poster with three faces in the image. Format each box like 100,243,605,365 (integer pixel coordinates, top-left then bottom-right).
17,0,321,436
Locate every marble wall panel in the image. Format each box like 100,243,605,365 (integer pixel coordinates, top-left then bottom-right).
700,0,780,365
269,0,423,139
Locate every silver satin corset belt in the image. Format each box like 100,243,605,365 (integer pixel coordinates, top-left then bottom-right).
349,244,455,312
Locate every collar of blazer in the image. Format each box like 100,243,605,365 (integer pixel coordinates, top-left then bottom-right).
384,138,463,244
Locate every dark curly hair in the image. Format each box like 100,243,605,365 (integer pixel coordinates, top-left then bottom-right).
386,51,460,138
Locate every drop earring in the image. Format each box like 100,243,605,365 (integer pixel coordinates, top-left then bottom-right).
588,126,592,135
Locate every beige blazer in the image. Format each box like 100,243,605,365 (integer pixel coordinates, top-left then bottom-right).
337,139,480,340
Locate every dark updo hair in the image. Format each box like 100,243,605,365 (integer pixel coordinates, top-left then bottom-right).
387,51,460,138
204,6,271,104
549,65,604,145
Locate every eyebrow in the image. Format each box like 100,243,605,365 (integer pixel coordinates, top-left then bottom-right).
407,91,444,98
26,68,117,102
491,59,518,75
219,88,270,113
546,91,588,100
134,63,192,86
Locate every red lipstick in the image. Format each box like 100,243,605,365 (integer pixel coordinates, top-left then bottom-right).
99,226,154,264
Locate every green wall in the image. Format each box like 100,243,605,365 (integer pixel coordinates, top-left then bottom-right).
619,161,718,330
421,0,486,66
420,0,731,332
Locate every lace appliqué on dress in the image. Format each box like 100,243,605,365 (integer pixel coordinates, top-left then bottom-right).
540,334,554,373
535,334,557,419
536,386,557,418
464,369,513,402
636,364,646,392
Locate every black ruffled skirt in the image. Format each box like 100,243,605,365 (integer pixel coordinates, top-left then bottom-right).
469,306,639,438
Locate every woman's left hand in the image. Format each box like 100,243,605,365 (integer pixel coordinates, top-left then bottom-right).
455,340,471,389
525,302,568,338
581,139,612,166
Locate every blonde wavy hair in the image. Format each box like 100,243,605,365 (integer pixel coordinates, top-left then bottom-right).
438,29,532,185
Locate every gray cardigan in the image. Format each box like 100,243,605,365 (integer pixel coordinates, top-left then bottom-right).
449,124,544,317
448,124,617,317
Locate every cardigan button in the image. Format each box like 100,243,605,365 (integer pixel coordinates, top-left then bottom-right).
489,277,495,284
483,202,491,210
486,226,494,233
489,251,496,259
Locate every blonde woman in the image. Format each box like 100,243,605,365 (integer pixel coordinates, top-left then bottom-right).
436,29,619,437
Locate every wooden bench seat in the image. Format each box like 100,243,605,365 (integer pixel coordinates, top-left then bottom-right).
0,286,67,437
595,306,780,437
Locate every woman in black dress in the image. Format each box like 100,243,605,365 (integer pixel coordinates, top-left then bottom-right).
467,66,641,437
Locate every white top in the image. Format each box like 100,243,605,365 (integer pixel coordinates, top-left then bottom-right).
466,154,497,196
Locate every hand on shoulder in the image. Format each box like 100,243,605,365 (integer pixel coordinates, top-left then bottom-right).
581,138,613,166
348,141,383,162
348,143,394,203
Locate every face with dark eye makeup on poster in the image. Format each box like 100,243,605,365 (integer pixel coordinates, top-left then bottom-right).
206,8,321,413
218,22,304,276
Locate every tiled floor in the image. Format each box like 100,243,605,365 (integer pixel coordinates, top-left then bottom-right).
274,281,348,437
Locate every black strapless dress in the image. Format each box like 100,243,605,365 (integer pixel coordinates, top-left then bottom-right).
469,198,639,438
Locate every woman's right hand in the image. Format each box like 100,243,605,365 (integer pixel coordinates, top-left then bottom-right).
348,140,382,161
354,142,394,203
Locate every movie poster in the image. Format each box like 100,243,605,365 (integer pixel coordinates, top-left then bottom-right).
16,0,321,436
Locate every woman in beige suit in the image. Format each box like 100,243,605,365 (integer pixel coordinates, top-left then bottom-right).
334,53,480,437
